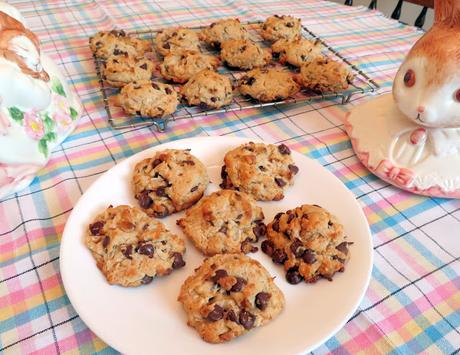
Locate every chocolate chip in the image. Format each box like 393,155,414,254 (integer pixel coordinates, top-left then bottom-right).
302,249,316,264
253,223,267,239
274,14,281,18
102,236,110,248
152,83,160,90
207,305,224,321
300,54,306,61
272,220,280,232
226,310,238,323
236,214,243,220
95,41,102,47
156,187,167,197
183,160,195,165
272,248,287,264
261,240,275,256
141,275,154,284
89,221,104,235
138,190,153,209
163,42,170,49
240,45,247,52
113,59,119,64
152,158,162,168
172,252,186,269
239,310,256,329
286,268,303,284
278,144,291,155
255,292,271,310
211,269,228,283
220,165,228,179
113,48,121,55
140,63,148,70
136,110,142,116
328,220,334,227
241,239,258,253
210,22,216,28
275,177,286,187
274,212,283,220
287,213,295,224
258,165,266,171
336,242,349,255
138,243,154,257
219,225,227,234
165,87,172,95
290,238,304,258
230,276,246,292
286,22,294,28
190,185,198,192
288,164,299,174
244,76,255,86
210,97,217,103
122,245,133,259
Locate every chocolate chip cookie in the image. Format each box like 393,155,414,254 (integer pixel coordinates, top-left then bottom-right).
181,69,233,109
109,81,178,118
220,142,299,201
102,56,154,87
297,57,355,92
200,18,249,48
132,149,208,217
178,253,284,343
159,50,220,84
85,205,186,287
89,30,151,59
177,190,266,256
271,38,322,67
260,15,302,42
155,27,201,56
220,39,271,70
262,204,352,284
238,68,300,102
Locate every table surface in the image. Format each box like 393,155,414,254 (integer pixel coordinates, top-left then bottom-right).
1,0,459,354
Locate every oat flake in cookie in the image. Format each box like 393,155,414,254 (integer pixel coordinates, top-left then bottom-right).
109,81,178,118
177,190,266,256
89,30,151,59
181,69,233,109
221,142,299,201
260,15,302,42
178,254,284,343
262,204,352,284
85,205,186,287
133,149,208,217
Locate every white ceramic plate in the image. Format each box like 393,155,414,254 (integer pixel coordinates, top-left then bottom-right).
60,136,373,355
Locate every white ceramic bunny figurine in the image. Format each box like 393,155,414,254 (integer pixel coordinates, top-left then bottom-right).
0,2,81,199
346,0,460,197
393,0,460,156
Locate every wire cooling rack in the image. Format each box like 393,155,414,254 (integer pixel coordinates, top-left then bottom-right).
92,21,380,132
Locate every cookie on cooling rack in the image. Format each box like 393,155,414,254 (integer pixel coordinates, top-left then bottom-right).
178,253,285,343
200,18,249,48
109,81,178,118
181,69,233,109
177,190,266,256
296,57,355,92
89,30,151,59
271,38,322,67
260,15,302,42
132,149,208,218
85,205,186,287
155,27,201,56
159,50,220,83
102,56,154,87
220,141,299,201
262,204,352,284
220,39,271,70
238,68,300,102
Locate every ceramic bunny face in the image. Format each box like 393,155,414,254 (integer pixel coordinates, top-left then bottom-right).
393,0,460,128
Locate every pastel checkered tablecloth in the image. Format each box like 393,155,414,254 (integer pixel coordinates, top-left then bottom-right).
1,0,459,354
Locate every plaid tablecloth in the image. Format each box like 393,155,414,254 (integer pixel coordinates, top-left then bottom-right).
1,0,459,354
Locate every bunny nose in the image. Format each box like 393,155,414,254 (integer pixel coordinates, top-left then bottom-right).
417,106,425,113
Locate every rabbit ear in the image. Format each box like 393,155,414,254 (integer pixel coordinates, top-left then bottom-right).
435,0,460,26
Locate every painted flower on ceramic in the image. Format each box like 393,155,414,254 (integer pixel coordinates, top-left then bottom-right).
24,111,44,140
0,110,11,135
53,93,70,115
54,110,73,133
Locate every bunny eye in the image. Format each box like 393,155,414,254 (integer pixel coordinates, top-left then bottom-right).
455,89,460,102
403,69,416,87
